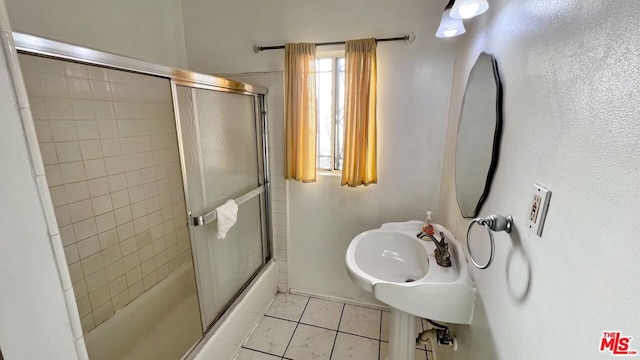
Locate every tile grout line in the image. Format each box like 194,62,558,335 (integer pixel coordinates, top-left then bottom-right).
328,303,345,360
378,310,383,360
264,313,381,341
280,297,311,359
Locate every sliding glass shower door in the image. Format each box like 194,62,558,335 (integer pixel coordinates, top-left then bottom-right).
174,84,269,329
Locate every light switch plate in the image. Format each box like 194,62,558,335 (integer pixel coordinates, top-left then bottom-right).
525,183,551,236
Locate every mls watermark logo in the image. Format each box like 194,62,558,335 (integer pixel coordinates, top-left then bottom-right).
600,332,638,356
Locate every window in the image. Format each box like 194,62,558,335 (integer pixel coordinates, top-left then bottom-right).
315,56,345,171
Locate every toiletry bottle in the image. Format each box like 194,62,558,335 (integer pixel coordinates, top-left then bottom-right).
422,211,435,236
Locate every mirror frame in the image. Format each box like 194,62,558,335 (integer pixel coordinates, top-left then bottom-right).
455,52,503,218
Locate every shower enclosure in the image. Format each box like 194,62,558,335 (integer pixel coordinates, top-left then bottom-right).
14,32,271,359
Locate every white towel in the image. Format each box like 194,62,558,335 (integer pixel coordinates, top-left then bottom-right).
216,199,238,239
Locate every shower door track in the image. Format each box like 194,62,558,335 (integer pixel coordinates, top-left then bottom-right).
13,31,273,360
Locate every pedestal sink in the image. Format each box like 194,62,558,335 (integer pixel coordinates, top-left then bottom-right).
345,221,476,360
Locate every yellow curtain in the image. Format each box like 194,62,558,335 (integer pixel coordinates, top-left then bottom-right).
341,38,377,187
284,43,317,182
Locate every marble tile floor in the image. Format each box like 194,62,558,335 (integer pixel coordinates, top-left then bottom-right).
235,293,433,360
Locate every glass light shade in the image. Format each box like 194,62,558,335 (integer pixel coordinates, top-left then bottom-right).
436,9,466,38
450,0,489,19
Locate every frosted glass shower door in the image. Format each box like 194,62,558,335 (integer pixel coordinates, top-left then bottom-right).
175,85,268,329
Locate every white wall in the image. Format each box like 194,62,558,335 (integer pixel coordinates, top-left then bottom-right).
438,1,640,359
0,5,78,359
5,0,188,68
181,0,458,304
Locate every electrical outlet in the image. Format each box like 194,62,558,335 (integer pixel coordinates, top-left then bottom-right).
525,183,551,236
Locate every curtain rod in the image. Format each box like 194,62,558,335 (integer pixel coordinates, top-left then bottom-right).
253,32,415,53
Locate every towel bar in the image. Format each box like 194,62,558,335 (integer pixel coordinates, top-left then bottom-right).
192,186,264,227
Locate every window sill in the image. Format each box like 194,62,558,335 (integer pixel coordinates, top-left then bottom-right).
317,170,342,177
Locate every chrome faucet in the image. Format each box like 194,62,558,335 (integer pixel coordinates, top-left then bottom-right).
417,231,451,267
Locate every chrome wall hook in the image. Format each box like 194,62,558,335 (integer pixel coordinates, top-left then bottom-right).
466,214,513,269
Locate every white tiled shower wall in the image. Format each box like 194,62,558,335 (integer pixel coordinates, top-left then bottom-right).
225,72,288,292
19,54,192,333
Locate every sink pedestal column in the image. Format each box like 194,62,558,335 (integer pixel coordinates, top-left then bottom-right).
387,308,416,360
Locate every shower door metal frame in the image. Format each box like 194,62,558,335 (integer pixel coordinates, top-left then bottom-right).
12,31,273,360
171,79,272,331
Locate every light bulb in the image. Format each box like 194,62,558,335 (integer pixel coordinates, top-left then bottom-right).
458,3,480,19
450,0,489,19
436,9,466,38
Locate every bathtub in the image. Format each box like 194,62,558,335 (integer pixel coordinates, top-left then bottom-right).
84,263,202,360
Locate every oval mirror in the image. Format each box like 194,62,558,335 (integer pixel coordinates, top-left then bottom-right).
455,52,503,218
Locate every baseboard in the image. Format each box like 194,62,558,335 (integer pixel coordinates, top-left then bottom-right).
288,288,389,311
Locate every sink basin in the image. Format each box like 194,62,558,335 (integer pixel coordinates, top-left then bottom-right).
346,220,476,325
346,221,476,360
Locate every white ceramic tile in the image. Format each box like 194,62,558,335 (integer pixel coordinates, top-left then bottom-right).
114,205,133,226
107,173,127,192
86,271,109,294
129,280,145,300
74,218,98,242
69,199,94,223
117,222,135,241
81,253,104,276
106,260,125,281
51,120,78,142
87,282,110,309
332,332,379,360
72,99,96,119
112,289,129,311
76,121,99,140
111,189,130,209
123,252,140,272
79,140,103,160
65,63,89,79
90,80,112,100
64,244,80,265
338,305,381,340
60,161,86,183
88,67,109,81
40,74,68,97
126,267,143,286
77,235,100,259
131,201,147,219
88,177,109,198
139,244,154,262
80,313,95,333
68,78,92,99
84,159,106,179
244,316,297,357
65,181,90,203
120,137,137,154
235,348,280,360
100,138,121,157
284,324,336,360
40,143,59,165
94,101,114,119
54,205,71,227
108,275,127,296
95,212,116,233
142,271,158,290
35,120,53,142
91,194,113,215
300,298,344,330
93,300,113,325
59,224,76,246
264,293,309,322
55,141,82,163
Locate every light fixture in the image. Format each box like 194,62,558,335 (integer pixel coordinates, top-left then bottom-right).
450,0,489,19
436,0,465,38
